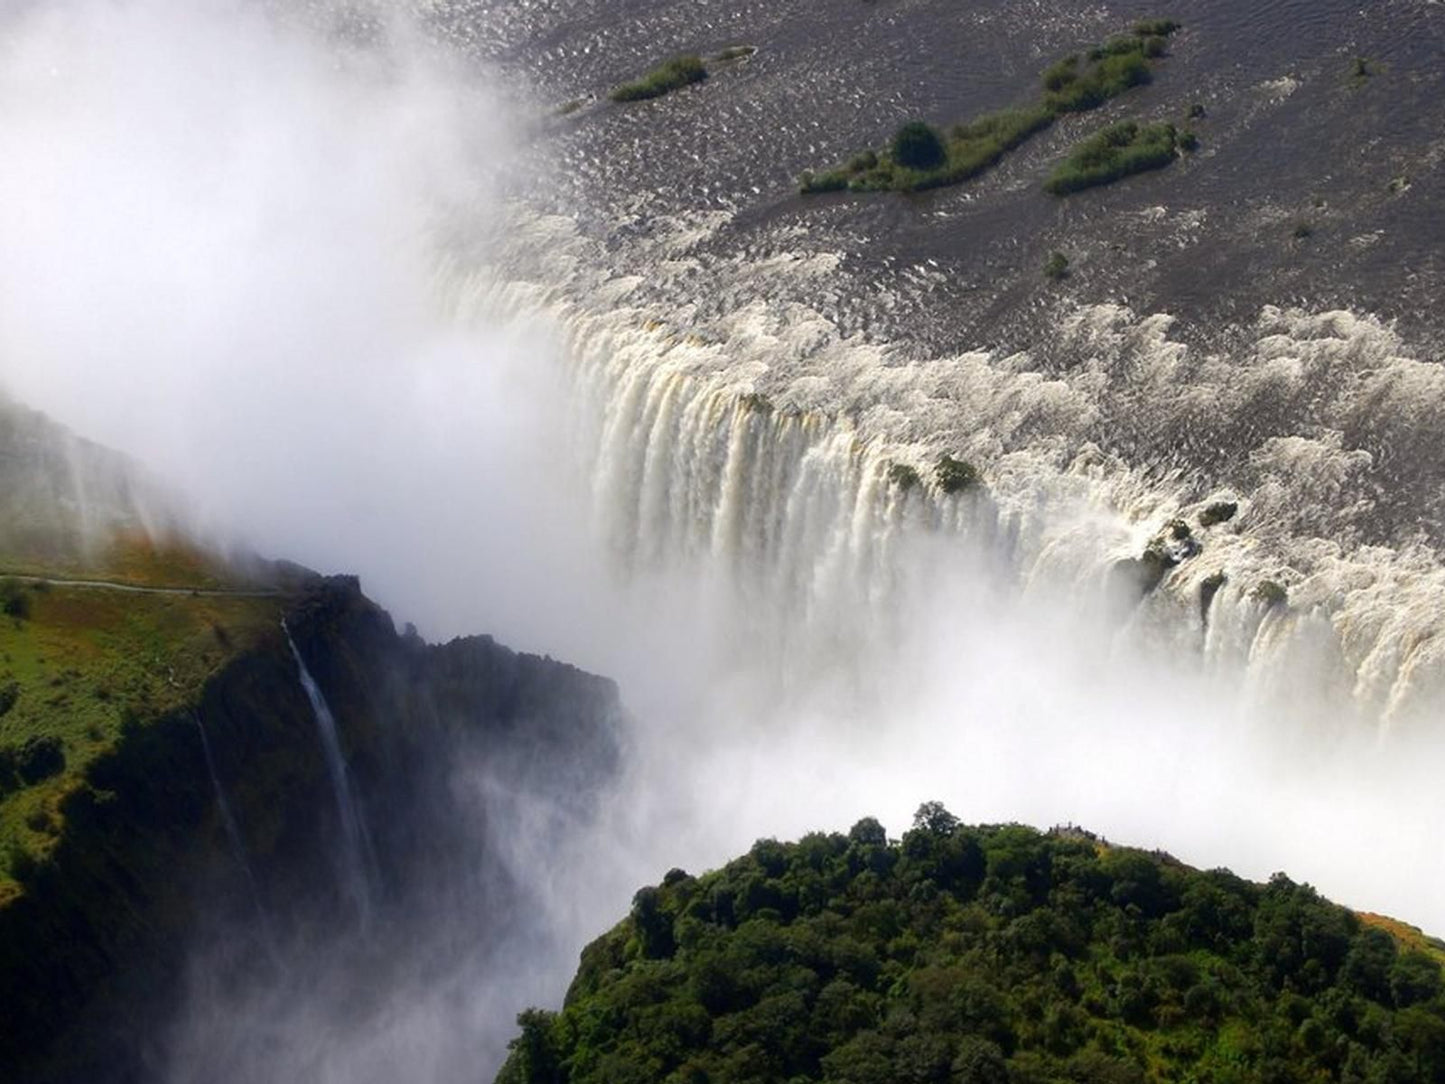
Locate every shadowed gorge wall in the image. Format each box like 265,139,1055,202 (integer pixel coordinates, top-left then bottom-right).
0,577,621,1082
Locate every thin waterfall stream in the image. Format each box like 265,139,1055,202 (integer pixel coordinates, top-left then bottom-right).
283,621,379,928
193,712,278,955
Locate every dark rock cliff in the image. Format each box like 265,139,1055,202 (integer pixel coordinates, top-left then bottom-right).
0,576,622,1081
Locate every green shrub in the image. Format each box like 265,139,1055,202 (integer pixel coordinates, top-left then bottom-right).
1133,18,1181,37
1045,51,1151,113
0,681,17,717
1045,121,1179,196
1042,55,1080,92
903,107,1054,193
887,463,923,492
892,121,947,170
610,55,708,102
935,455,980,495
15,735,65,785
798,169,850,194
1043,251,1070,280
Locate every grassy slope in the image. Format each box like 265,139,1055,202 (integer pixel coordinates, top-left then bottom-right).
0,558,285,904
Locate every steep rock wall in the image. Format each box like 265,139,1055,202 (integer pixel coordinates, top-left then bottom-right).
0,576,621,1081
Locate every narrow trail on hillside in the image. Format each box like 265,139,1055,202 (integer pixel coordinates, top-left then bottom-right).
0,571,287,599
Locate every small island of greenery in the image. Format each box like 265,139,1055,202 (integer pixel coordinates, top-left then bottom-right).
610,55,708,103
499,807,1445,1084
1044,121,1184,196
801,20,1180,195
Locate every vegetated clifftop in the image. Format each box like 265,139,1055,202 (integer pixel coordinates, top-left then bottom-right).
0,574,622,1081
498,809,1445,1084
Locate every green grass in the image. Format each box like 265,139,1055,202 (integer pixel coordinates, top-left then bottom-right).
1044,250,1070,280
0,581,284,903
1044,47,1152,113
1044,120,1181,195
801,19,1180,196
609,55,708,102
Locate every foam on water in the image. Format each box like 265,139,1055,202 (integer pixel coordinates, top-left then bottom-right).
438,206,1445,734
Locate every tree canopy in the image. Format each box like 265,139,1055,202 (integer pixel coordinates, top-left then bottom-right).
498,810,1445,1084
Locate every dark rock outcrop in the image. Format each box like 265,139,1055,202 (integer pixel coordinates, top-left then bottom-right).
0,576,622,1081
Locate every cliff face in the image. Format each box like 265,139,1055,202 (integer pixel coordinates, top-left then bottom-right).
0,576,622,1081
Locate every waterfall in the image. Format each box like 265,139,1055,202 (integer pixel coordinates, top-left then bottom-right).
283,622,378,927
434,215,1445,732
193,713,277,952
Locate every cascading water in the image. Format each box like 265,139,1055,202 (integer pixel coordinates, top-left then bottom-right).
437,212,1445,733
193,713,276,952
283,622,379,929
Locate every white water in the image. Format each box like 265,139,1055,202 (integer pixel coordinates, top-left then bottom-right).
284,623,379,929
440,209,1445,734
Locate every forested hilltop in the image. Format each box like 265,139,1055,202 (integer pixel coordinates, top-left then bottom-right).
498,809,1445,1084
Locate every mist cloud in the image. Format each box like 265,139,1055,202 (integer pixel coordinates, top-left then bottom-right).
0,0,597,647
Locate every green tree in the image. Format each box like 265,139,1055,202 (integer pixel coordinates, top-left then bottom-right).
633,885,677,958
1392,951,1445,1008
498,1009,562,1084
913,801,961,835
892,122,946,170
952,1037,1008,1084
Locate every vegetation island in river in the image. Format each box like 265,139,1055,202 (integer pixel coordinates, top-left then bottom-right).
800,20,1192,196
610,56,709,102
499,807,1445,1084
